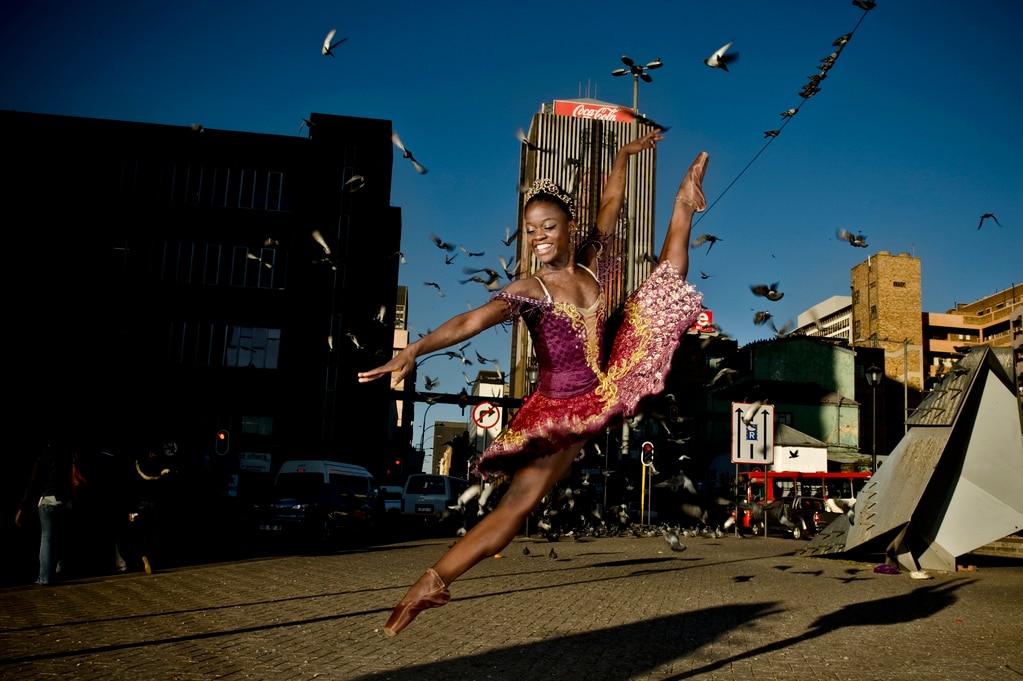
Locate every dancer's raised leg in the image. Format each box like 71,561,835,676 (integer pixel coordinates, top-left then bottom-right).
383,442,582,636
659,151,708,277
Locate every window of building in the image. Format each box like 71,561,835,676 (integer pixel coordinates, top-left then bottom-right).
265,172,283,211
776,412,793,426
853,320,861,339
224,326,281,369
853,290,860,304
241,415,273,435
203,244,221,285
237,169,256,209
870,305,877,320
893,281,906,288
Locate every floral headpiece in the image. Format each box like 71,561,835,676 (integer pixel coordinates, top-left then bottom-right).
525,178,575,220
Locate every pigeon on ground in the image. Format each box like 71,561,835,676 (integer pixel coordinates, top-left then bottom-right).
663,529,687,552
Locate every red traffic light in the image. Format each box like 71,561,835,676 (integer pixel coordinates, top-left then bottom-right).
214,429,230,455
641,441,654,466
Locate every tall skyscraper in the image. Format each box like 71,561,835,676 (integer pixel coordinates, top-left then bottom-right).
508,99,659,398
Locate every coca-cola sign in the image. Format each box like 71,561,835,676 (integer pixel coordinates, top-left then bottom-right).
552,100,635,123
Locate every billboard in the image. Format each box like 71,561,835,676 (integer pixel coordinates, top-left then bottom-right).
551,100,635,123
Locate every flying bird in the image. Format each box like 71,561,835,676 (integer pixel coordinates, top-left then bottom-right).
691,234,722,253
708,366,737,387
475,351,495,364
299,118,315,134
502,226,519,247
740,401,763,426
423,281,445,296
499,255,519,280
516,127,545,152
344,175,365,192
769,318,794,338
391,133,428,174
751,282,784,301
430,233,456,252
424,375,440,391
699,270,713,279
704,42,739,71
311,229,331,255
977,213,1001,229
463,275,501,291
321,29,347,57
460,245,485,257
836,228,868,248
753,310,773,325
621,107,670,132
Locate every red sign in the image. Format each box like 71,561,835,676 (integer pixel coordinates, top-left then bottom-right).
551,100,635,123
691,309,715,333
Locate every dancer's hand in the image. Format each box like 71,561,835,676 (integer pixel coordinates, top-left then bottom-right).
358,349,415,388
621,130,664,157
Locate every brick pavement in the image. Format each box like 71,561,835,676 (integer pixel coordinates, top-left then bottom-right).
1,533,1020,681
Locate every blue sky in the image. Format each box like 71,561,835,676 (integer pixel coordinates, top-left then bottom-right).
3,1,1020,462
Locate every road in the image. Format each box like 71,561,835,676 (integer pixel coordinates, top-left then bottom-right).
1,532,1020,680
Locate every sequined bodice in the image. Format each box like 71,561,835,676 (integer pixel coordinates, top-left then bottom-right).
526,294,605,398
493,264,605,399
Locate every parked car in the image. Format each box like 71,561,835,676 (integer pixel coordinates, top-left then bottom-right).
257,460,380,549
751,496,841,540
402,474,470,518
380,485,404,515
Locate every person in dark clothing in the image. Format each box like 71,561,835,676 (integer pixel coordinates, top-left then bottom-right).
134,447,175,574
15,444,74,585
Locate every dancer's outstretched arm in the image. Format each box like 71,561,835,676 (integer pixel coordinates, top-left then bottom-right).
357,300,511,389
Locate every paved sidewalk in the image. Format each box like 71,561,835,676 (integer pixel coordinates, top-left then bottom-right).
1,533,1020,680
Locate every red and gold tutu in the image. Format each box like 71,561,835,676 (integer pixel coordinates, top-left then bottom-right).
475,261,702,480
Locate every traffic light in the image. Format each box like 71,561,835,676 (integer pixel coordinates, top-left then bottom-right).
641,441,655,466
215,429,230,455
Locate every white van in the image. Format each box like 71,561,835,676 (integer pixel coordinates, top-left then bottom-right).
274,460,377,496
261,460,380,547
402,474,470,518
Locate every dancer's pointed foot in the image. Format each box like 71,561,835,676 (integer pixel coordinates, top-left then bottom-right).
383,568,450,637
675,151,709,213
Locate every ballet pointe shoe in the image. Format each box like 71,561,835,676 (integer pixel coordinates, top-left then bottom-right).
383,568,450,637
675,151,709,213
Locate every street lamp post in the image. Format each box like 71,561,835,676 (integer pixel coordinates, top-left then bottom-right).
418,401,438,453
865,365,883,472
612,55,662,293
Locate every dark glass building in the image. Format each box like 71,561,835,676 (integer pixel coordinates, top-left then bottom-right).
5,110,403,495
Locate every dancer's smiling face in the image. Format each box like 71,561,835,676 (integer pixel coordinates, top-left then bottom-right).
524,198,574,265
